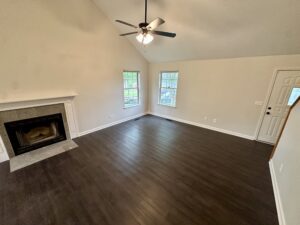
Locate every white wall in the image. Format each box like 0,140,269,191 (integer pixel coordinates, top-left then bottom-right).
0,0,148,134
149,55,300,138
271,101,300,225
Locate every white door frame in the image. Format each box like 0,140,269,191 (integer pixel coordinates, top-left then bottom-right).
254,67,300,141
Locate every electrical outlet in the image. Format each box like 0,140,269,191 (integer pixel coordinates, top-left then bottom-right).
204,116,208,121
254,101,264,106
213,118,217,123
279,164,284,173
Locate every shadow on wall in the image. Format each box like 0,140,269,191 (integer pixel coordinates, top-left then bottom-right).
37,0,104,32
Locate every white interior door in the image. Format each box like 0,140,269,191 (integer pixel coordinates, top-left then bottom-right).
258,70,300,144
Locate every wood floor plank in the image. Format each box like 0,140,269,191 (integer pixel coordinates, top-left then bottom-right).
0,115,278,225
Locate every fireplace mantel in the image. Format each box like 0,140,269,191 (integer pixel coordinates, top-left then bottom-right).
0,93,78,111
0,93,79,162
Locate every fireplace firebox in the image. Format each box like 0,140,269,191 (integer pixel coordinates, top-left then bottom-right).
4,113,67,156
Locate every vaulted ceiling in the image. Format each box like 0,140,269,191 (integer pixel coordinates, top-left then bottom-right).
93,0,300,63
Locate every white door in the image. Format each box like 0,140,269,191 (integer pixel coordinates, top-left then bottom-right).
258,70,300,144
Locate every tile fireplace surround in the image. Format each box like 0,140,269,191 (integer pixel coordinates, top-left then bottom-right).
0,94,78,162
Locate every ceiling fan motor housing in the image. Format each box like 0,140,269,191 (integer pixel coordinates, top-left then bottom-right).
139,22,149,28
139,22,149,34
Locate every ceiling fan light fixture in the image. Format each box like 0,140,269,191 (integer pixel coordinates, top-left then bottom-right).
116,0,176,42
136,33,154,45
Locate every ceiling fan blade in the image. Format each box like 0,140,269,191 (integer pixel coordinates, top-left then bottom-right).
115,20,138,29
120,31,138,36
152,31,176,38
146,17,165,30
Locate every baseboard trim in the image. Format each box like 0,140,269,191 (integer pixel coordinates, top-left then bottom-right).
148,112,255,140
269,160,286,225
77,113,147,137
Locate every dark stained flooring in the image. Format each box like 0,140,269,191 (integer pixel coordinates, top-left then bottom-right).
0,115,278,225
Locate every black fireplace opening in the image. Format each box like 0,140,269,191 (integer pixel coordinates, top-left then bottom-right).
4,113,67,156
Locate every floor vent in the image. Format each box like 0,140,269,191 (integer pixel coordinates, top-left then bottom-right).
166,119,173,122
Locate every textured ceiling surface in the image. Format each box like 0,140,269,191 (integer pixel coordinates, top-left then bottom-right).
93,0,300,63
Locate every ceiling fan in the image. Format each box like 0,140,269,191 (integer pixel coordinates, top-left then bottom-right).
116,0,176,45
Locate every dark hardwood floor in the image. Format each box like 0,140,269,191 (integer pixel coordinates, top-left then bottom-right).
0,115,278,225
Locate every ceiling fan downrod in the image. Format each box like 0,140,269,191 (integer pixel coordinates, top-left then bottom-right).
145,0,148,23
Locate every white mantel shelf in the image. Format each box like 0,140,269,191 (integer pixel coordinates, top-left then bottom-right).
0,93,78,105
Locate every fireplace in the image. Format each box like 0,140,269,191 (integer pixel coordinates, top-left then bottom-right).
4,113,67,156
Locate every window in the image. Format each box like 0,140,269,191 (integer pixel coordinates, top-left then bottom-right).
159,71,179,107
123,71,140,108
288,87,300,106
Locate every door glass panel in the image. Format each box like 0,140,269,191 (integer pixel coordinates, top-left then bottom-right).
288,87,300,106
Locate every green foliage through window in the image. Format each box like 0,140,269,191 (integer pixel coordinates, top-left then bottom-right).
123,71,139,108
159,72,178,107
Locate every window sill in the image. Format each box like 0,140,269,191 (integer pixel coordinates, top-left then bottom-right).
158,103,176,108
123,104,140,109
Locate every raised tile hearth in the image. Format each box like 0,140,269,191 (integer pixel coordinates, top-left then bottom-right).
10,139,78,172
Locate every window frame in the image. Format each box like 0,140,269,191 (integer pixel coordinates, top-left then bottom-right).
288,86,300,106
158,71,179,108
122,71,140,109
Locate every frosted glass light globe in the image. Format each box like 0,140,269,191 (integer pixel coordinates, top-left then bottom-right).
136,33,154,45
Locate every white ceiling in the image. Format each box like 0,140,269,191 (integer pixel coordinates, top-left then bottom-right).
93,0,300,63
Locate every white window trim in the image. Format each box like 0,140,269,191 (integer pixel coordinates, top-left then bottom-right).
158,71,179,108
287,86,300,106
123,71,141,109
